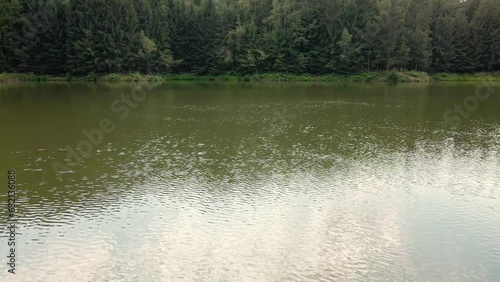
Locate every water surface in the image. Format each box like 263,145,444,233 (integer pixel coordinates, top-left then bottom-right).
0,82,499,281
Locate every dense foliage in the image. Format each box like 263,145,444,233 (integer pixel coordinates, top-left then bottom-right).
0,0,499,75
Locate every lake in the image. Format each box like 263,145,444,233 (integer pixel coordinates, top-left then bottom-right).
0,81,499,281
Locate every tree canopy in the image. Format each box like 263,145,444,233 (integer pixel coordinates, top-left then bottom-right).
0,0,498,75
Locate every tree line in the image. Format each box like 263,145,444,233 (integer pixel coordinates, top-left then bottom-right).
0,0,498,75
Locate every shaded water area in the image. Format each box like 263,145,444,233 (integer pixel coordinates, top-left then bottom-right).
0,81,499,281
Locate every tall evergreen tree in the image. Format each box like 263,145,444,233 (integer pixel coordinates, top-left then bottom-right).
263,0,308,73
376,0,409,70
0,0,23,72
471,0,500,71
451,9,473,72
407,0,432,71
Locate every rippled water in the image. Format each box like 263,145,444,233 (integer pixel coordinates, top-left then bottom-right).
0,82,499,281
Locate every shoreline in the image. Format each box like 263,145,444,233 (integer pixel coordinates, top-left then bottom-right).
1,71,499,84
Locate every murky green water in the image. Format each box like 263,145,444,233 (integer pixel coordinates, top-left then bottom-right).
0,81,499,281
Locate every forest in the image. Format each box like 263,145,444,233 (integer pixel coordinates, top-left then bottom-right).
0,0,499,76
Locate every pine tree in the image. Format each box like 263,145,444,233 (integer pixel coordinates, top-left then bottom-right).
376,0,409,71
66,0,144,74
451,9,473,72
431,14,454,72
32,0,69,74
407,0,432,71
0,0,23,72
263,0,308,73
301,2,330,74
471,0,500,71
195,0,224,74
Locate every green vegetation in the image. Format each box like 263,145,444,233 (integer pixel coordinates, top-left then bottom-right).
4,71,500,83
0,73,53,82
431,72,500,81
0,0,499,78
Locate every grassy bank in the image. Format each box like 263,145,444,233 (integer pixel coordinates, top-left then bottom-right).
0,73,55,82
2,71,500,84
430,72,500,81
161,71,432,83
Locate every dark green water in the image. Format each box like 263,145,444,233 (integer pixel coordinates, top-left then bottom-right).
0,81,499,281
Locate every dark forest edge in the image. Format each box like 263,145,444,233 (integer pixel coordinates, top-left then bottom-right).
1,72,500,84
0,0,499,78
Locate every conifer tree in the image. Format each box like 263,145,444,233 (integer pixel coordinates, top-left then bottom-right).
407,0,432,71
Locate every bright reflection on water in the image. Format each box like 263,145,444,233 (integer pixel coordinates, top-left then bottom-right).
0,82,499,281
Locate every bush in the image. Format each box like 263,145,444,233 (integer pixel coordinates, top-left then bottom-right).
107,73,121,81
127,72,141,82
386,71,399,84
85,71,98,81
